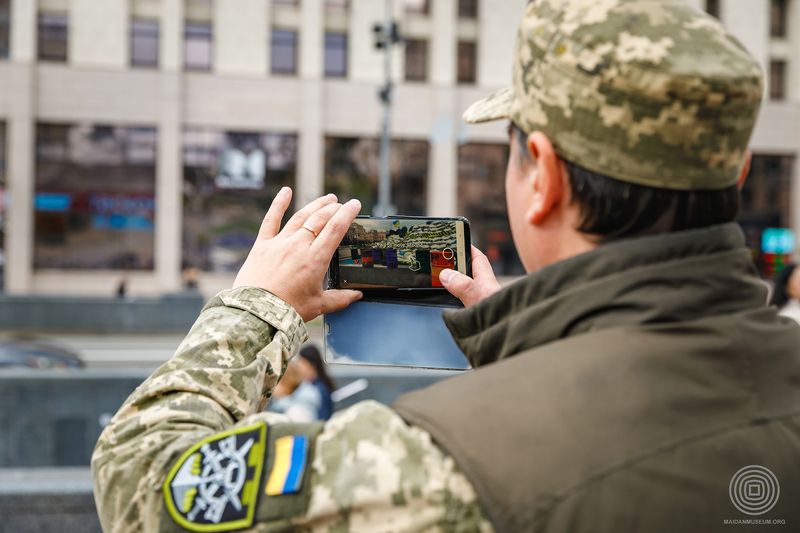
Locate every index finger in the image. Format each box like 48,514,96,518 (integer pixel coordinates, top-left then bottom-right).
311,199,361,257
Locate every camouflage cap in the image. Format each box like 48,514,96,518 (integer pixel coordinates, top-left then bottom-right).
463,0,764,190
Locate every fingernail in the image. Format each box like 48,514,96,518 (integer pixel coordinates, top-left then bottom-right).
356,290,363,300
279,186,290,195
439,269,455,284
349,199,361,208
327,193,337,200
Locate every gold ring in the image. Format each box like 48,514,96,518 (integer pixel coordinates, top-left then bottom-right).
300,225,318,238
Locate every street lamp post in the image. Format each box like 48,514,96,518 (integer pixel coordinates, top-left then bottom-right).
373,0,402,217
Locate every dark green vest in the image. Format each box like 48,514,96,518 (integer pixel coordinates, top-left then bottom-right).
394,224,800,532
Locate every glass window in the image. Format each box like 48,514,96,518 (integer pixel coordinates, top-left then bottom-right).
38,12,68,62
770,59,786,101
0,0,10,59
324,32,347,78
705,0,720,18
738,154,795,278
404,0,429,15
324,0,348,11
0,122,6,275
34,124,157,270
184,21,212,71
457,40,477,84
458,0,478,18
404,39,427,82
458,143,524,276
324,137,428,216
771,0,789,38
183,129,298,272
131,18,159,68
271,28,297,75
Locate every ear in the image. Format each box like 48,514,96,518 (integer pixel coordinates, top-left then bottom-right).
525,131,565,225
737,150,752,190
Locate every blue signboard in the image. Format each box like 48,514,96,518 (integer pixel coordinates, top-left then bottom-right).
761,228,795,255
34,192,72,212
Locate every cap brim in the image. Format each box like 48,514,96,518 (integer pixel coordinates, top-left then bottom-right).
462,87,514,124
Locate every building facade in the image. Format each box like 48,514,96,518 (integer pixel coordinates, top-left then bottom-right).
0,0,797,297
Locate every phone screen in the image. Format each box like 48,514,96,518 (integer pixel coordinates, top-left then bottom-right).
331,217,470,290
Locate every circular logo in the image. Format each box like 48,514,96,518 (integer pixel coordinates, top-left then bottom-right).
728,465,780,516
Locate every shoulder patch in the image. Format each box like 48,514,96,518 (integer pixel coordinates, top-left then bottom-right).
163,423,267,532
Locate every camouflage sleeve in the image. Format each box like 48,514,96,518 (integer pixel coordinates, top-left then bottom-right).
92,287,492,532
91,286,307,532
293,400,494,532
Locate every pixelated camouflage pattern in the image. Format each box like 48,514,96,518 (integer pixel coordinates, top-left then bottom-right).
92,287,491,532
463,0,764,190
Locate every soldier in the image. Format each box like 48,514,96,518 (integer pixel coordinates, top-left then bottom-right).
93,1,800,531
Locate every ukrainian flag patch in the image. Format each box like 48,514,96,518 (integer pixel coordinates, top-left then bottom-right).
265,435,309,496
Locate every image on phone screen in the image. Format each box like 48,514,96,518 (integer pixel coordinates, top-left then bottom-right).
334,217,469,290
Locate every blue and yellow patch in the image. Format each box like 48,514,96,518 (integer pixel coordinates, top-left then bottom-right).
163,423,266,532
265,435,309,496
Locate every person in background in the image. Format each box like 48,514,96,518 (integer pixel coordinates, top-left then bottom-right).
770,263,800,322
269,344,335,422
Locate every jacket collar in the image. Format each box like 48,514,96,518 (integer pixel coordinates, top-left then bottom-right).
444,223,768,368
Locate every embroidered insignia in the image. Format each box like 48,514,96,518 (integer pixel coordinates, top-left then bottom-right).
163,423,266,532
265,435,309,496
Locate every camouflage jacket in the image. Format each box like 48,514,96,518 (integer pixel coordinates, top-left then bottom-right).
92,287,492,532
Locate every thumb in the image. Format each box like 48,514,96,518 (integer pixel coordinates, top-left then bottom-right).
439,268,475,304
321,289,363,315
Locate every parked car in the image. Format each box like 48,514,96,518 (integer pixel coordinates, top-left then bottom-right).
0,337,84,369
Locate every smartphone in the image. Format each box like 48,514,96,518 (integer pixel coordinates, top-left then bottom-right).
327,215,471,293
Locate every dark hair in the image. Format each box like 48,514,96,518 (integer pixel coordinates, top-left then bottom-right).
298,344,335,391
513,124,740,242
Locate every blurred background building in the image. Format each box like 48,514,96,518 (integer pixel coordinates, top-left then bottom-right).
0,0,797,299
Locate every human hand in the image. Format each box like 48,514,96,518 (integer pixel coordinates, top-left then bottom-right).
788,266,800,301
439,245,501,308
233,187,363,322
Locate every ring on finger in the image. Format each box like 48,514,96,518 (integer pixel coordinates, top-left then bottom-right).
300,225,319,238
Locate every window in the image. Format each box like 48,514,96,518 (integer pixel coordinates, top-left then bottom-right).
404,0,429,15
183,129,298,272
458,143,524,276
705,0,720,18
458,0,478,19
0,0,10,59
738,154,795,278
131,19,159,68
404,39,427,82
324,32,347,78
771,0,789,38
324,0,348,10
184,21,212,71
770,59,786,101
271,28,298,75
0,122,6,272
324,137,428,215
38,12,68,62
34,124,157,270
457,40,477,84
